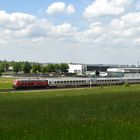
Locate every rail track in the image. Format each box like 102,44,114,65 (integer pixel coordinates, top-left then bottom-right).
0,86,93,93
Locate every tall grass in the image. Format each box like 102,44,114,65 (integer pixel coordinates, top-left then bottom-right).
0,85,140,139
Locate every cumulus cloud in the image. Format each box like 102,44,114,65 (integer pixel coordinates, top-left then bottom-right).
0,10,77,45
66,4,75,14
1,8,140,64
1,10,140,46
83,0,130,18
0,11,36,30
46,2,75,15
110,12,140,38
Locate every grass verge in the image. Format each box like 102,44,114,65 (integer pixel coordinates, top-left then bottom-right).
0,85,140,139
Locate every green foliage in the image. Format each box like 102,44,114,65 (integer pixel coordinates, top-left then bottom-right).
60,63,69,73
41,66,47,74
13,62,22,73
54,64,60,73
0,60,69,75
22,61,32,73
95,70,100,76
46,64,55,73
123,83,130,87
0,61,9,72
32,63,41,73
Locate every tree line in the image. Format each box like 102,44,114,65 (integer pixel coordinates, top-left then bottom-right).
0,60,69,75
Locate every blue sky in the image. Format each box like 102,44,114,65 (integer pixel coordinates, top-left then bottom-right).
0,0,140,65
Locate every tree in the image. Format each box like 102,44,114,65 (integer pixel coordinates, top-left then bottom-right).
32,63,41,73
13,62,22,73
54,64,60,73
46,64,55,73
60,63,69,74
95,70,100,77
22,61,32,73
0,63,5,73
0,61,9,72
41,66,47,74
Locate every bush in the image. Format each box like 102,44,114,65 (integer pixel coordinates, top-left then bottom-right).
123,83,130,87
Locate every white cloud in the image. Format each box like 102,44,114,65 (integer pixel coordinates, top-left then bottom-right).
110,12,140,39
83,0,130,18
0,11,36,30
46,2,75,15
0,10,77,44
1,9,140,64
1,10,140,46
47,2,65,14
51,23,76,35
67,4,75,14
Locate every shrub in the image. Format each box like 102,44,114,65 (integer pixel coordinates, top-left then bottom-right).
123,83,130,87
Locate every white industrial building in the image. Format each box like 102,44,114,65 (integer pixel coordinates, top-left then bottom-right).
68,64,85,74
107,68,140,77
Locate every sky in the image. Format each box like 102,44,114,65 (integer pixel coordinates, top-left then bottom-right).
0,0,140,65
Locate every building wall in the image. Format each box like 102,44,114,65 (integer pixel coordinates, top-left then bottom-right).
87,65,111,72
124,73,140,77
68,64,83,74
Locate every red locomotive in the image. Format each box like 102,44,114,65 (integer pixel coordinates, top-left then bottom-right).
13,79,48,89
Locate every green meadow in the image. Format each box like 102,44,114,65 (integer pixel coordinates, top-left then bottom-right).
0,84,140,140
0,78,14,90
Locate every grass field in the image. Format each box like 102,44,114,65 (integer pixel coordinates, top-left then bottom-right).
0,78,14,89
0,85,140,140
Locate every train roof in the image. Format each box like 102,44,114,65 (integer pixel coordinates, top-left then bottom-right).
14,76,140,82
14,78,47,82
46,77,90,81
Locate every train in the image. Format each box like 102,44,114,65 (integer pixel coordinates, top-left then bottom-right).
13,76,140,89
